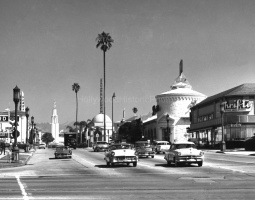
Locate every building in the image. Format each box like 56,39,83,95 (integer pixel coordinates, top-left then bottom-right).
189,83,255,148
50,101,60,143
86,113,113,145
119,60,207,144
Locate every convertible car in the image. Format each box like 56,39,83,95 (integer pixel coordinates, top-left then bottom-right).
104,143,138,167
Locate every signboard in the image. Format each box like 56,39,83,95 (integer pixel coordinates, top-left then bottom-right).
224,99,253,112
0,115,9,122
0,132,8,138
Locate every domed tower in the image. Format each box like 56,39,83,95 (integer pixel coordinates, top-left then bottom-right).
51,101,59,143
155,60,207,142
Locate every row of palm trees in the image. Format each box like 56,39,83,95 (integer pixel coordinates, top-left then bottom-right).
70,32,114,146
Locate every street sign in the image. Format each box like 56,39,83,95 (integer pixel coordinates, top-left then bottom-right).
0,115,9,122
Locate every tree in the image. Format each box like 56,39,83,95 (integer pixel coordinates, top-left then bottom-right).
72,83,80,148
79,121,87,144
96,32,114,141
41,132,54,146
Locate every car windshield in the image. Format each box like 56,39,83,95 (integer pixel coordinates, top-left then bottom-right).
110,144,131,150
175,144,196,149
97,142,107,144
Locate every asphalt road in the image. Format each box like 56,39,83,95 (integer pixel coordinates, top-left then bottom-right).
0,148,255,200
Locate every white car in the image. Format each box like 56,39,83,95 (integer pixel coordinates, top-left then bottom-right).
38,143,46,149
104,143,138,167
164,142,204,167
152,141,171,154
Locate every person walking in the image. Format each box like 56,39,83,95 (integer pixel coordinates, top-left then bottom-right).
0,141,5,155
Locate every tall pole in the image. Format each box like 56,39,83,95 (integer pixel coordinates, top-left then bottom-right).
112,93,115,143
103,50,106,141
166,114,170,142
13,86,20,162
220,101,226,152
25,107,29,152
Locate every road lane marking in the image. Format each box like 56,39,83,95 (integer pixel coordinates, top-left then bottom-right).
16,175,30,200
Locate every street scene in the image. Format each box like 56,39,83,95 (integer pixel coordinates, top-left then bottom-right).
1,148,255,199
1,0,255,199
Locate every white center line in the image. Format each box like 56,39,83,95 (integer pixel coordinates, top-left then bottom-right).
16,175,30,200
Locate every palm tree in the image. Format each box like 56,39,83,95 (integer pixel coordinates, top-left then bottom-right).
96,32,114,141
72,83,80,148
132,107,138,116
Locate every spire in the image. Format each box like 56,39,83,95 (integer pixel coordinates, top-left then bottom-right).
171,59,192,89
179,59,183,75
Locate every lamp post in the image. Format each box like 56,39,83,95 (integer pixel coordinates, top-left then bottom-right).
13,86,20,161
220,101,226,152
166,114,170,142
31,116,34,147
34,123,36,145
25,107,29,152
112,92,116,143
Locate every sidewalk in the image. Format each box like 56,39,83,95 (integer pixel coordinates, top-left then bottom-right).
203,148,255,156
0,148,35,168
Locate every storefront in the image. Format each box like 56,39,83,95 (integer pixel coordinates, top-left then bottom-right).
189,83,255,148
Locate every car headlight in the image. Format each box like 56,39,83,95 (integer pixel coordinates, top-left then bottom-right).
200,151,204,156
111,152,115,156
177,152,182,156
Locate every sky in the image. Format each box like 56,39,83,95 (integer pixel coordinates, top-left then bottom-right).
1,0,255,124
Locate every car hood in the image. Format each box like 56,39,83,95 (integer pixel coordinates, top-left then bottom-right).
174,148,202,156
111,149,136,156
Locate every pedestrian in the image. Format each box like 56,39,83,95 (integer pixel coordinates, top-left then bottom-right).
0,142,5,155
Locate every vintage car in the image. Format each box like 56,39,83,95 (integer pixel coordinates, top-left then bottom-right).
164,142,204,167
54,146,72,159
152,141,171,154
135,146,155,158
93,141,109,152
38,143,46,149
104,143,138,167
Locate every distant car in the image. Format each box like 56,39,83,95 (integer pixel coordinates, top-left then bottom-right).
104,143,138,167
164,142,204,167
244,135,255,151
94,141,109,152
135,146,155,158
38,143,46,149
152,141,171,154
54,146,72,159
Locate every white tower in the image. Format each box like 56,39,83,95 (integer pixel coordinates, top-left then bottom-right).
51,101,59,143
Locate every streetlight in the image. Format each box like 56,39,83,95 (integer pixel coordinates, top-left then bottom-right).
31,116,34,146
25,107,29,152
220,101,226,152
112,92,116,143
166,114,170,142
34,123,36,145
13,85,20,162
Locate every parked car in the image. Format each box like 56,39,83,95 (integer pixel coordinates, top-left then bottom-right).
164,141,204,167
93,141,109,152
104,143,138,167
244,135,255,151
54,146,72,159
38,143,46,149
152,141,171,154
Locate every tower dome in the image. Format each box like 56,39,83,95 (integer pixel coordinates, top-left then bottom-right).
92,113,112,126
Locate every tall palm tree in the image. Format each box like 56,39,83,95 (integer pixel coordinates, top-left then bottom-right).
72,83,80,147
96,32,114,141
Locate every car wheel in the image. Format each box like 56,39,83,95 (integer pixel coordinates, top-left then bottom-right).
106,161,110,166
167,160,171,166
151,155,154,158
198,161,203,167
133,162,137,167
174,157,179,167
111,162,115,167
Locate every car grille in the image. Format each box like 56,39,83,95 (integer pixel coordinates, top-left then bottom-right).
115,156,136,161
